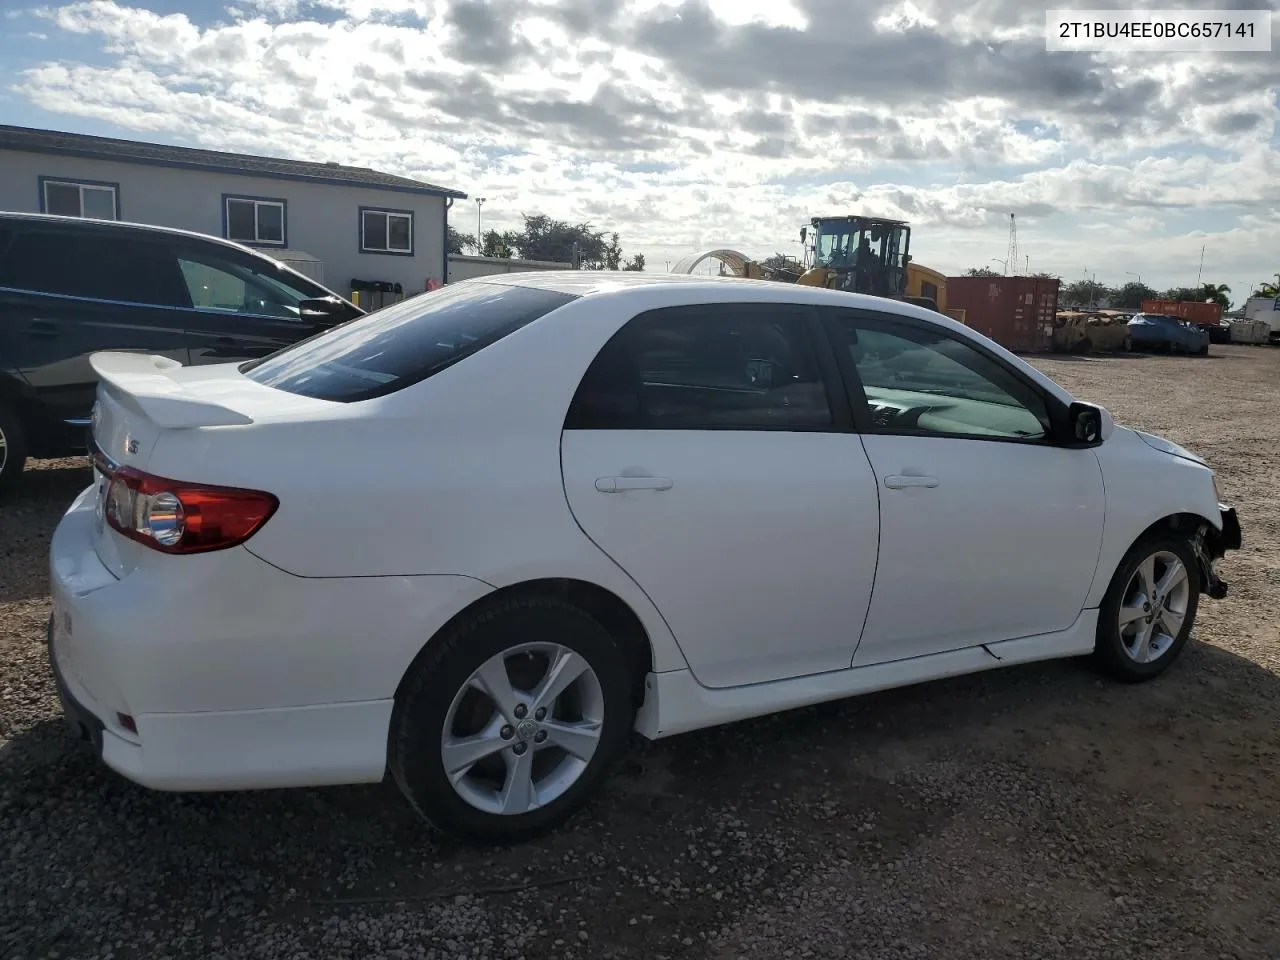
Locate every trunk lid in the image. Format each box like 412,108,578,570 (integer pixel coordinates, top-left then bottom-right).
87,352,334,578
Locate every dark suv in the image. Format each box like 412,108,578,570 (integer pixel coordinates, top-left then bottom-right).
0,212,364,489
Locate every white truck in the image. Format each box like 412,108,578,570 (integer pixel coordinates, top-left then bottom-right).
1243,297,1280,343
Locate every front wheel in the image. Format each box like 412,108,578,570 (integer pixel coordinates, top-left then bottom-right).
1092,536,1200,681
389,595,635,845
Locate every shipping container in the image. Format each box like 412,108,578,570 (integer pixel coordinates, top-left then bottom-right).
943,276,1059,352
1140,299,1223,327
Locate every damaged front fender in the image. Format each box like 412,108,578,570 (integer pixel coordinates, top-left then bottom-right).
1193,505,1242,600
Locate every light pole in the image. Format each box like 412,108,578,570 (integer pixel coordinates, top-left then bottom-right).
1126,270,1141,286
475,197,486,250
990,257,1006,275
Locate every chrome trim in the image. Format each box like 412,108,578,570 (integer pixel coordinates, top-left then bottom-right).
64,418,92,427
0,285,314,324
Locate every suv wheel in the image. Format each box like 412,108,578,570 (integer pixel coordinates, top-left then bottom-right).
0,402,28,493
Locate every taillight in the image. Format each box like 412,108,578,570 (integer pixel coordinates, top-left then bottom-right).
101,465,278,554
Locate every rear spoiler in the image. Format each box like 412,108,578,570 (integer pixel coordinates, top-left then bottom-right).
89,352,255,428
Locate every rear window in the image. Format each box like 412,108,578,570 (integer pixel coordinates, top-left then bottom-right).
240,281,577,402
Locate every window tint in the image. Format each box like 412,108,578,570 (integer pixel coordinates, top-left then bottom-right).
0,227,185,306
565,305,833,431
177,248,319,320
241,281,576,402
830,316,1050,440
42,180,118,220
362,208,413,254
225,197,285,246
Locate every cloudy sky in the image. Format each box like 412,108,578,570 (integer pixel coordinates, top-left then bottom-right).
1,0,1278,298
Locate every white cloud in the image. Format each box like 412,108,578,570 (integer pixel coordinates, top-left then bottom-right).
9,0,1280,293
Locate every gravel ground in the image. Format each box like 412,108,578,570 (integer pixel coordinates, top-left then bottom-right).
3,344,1278,960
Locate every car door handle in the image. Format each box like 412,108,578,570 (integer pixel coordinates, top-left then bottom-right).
883,474,939,489
595,476,674,493
24,319,60,340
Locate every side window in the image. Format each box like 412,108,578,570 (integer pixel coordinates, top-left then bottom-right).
565,305,833,431
175,247,319,320
0,227,186,306
829,314,1050,440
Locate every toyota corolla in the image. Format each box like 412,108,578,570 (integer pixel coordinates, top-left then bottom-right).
48,273,1241,845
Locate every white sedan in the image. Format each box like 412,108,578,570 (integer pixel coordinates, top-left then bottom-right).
48,273,1242,845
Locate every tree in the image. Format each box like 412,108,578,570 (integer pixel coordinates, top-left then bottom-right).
963,266,1002,277
447,225,476,255
479,229,518,259
1113,281,1158,310
499,213,641,270
1253,282,1279,298
1200,282,1231,310
1061,279,1112,308
1031,271,1060,280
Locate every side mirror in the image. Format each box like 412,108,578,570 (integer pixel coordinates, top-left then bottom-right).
1066,401,1112,446
299,296,353,327
800,226,808,243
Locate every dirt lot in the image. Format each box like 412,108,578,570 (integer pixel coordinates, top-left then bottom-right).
2,344,1278,960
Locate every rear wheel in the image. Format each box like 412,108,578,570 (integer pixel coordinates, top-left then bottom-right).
0,402,28,493
1091,536,1200,681
389,595,635,845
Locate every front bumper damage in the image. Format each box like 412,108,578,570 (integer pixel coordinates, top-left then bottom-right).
1194,505,1242,600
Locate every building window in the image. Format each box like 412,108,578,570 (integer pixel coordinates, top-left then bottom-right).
360,207,414,255
224,195,286,246
39,178,119,220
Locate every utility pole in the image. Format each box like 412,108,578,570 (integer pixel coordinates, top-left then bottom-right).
475,197,486,250
1025,254,1029,274
1196,244,1205,286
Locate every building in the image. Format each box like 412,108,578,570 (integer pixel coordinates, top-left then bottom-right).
0,124,466,298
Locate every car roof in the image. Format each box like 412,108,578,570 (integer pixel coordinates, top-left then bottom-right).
0,210,291,261
472,269,939,315
467,270,1078,407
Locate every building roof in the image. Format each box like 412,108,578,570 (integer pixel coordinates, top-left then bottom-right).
0,124,467,200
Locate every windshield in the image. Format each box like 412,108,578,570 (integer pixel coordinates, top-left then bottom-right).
240,281,578,402
812,219,910,297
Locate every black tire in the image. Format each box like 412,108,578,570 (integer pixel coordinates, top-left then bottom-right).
0,402,29,494
1091,535,1200,682
389,594,635,845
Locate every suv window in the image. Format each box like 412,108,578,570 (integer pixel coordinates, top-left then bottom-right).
176,248,321,320
0,225,187,306
565,304,833,430
241,281,577,402
826,313,1050,440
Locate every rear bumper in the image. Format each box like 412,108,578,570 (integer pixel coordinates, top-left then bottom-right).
47,485,493,792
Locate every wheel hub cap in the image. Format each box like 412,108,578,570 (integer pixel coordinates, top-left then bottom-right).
1119,550,1191,664
441,641,606,817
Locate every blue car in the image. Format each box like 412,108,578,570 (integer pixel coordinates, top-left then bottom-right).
1127,313,1211,355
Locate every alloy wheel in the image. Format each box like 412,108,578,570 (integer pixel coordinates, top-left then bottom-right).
441,642,605,816
1118,549,1191,664
0,422,7,475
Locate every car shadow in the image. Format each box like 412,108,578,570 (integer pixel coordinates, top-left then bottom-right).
0,458,92,603
3,634,1278,959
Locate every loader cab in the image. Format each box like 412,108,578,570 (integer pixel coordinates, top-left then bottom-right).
807,216,911,298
